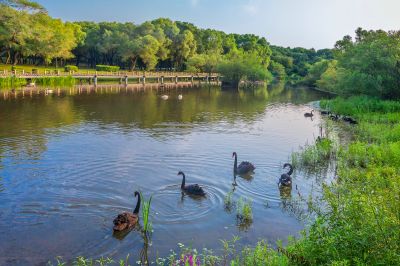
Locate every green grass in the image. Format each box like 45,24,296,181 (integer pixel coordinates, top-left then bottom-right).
224,191,234,211
292,137,337,171
33,76,76,87
285,96,400,265
0,76,27,88
0,63,96,73
236,197,253,224
140,192,153,235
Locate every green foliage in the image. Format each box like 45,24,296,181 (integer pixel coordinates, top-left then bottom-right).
307,28,400,98
223,191,234,211
287,97,400,265
140,192,152,234
268,60,286,80
0,3,84,65
292,137,337,170
217,52,271,86
236,197,253,223
231,241,289,266
64,65,78,72
34,76,75,86
0,76,26,87
95,65,120,72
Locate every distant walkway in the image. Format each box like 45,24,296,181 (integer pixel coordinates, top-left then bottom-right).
0,70,220,85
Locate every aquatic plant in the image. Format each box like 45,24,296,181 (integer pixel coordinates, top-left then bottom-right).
34,76,76,87
0,76,27,88
291,137,337,171
53,255,129,266
236,197,253,227
140,192,153,234
223,191,234,211
157,242,220,266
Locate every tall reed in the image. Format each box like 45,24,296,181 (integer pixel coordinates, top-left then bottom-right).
140,192,153,234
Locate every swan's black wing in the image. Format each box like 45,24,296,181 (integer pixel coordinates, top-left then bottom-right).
184,184,205,196
238,161,255,174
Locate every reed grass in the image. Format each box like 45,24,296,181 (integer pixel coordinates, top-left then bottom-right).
236,197,253,223
0,76,27,88
34,76,76,87
140,192,153,234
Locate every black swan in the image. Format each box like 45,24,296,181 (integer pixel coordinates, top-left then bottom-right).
342,116,358,125
232,152,255,175
279,163,293,187
320,110,331,115
113,191,141,231
304,110,314,117
178,171,205,196
329,114,339,121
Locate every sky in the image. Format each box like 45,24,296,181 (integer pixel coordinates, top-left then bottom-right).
35,0,400,49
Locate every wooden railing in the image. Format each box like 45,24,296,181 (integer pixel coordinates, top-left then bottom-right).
0,69,218,78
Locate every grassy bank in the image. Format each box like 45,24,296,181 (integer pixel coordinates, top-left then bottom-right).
287,96,400,265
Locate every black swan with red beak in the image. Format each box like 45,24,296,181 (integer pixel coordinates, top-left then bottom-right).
113,191,141,231
178,171,205,196
232,152,255,175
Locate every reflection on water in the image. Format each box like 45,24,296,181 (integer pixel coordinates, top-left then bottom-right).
0,83,334,265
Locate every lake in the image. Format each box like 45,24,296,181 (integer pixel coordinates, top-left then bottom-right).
0,84,332,265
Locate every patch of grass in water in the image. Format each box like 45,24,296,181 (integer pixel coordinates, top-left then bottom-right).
140,192,153,235
291,137,337,171
236,197,253,230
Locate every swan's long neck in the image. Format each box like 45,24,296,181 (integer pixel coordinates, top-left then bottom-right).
234,154,238,173
133,193,141,214
287,164,293,176
181,173,186,189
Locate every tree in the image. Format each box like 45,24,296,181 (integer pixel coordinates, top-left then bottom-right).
172,30,196,69
334,28,400,98
217,52,271,89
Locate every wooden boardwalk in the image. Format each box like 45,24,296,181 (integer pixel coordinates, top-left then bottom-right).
0,70,220,85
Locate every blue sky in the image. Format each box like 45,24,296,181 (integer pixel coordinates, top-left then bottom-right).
36,0,400,49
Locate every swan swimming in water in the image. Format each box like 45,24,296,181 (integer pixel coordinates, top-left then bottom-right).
304,110,314,117
178,171,205,196
161,95,169,100
278,163,293,187
232,152,255,175
178,94,183,100
113,191,141,231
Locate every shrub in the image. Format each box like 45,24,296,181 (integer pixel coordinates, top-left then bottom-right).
95,65,120,72
64,65,78,72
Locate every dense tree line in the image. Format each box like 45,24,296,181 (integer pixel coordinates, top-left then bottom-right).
0,0,333,86
304,28,400,99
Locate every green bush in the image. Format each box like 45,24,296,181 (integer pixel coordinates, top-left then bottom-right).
64,65,78,72
95,65,120,72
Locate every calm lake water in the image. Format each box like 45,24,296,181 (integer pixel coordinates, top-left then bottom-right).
0,84,332,265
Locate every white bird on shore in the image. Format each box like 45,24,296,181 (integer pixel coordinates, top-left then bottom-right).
46,89,53,94
178,94,183,100
161,95,169,100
